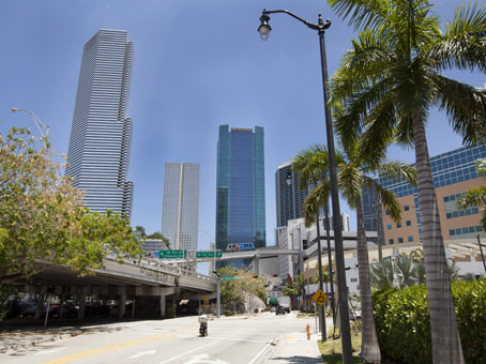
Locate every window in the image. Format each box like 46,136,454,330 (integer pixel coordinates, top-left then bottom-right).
408,235,414,242
406,220,411,226
404,205,410,211
389,239,394,245
387,224,392,230
397,223,402,228
385,210,390,215
398,237,404,243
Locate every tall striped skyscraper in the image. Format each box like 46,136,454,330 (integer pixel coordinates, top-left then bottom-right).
161,163,200,250
66,30,134,218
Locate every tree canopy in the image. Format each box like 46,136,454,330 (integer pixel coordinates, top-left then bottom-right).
0,127,142,284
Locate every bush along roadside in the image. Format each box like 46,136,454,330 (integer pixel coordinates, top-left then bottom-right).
372,279,486,364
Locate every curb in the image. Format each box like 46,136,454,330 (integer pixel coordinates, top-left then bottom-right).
0,330,82,354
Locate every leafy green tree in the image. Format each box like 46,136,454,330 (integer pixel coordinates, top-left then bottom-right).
283,272,304,296
457,159,486,231
293,142,414,362
0,127,141,284
216,266,266,305
145,232,171,249
135,225,147,238
328,1,486,361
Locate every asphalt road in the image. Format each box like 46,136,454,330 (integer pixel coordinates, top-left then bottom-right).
0,312,318,364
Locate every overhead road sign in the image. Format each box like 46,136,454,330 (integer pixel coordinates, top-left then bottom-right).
196,250,223,258
159,250,187,259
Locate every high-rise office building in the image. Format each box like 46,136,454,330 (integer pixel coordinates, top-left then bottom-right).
161,163,200,251
275,160,310,227
362,144,486,245
215,125,266,252
66,30,134,218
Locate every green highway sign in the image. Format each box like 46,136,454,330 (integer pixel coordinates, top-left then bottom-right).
196,250,223,258
221,276,234,281
159,250,186,259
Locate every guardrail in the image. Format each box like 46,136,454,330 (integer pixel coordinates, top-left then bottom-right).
105,255,215,282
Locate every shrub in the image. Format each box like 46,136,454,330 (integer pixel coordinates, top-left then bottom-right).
372,279,486,363
224,310,234,316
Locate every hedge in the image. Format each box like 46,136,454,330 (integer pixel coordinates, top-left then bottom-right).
372,278,486,364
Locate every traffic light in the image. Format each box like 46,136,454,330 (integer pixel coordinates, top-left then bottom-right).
270,274,278,277
251,275,258,278
302,239,308,250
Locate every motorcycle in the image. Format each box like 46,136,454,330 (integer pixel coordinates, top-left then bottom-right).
199,321,208,336
198,315,208,336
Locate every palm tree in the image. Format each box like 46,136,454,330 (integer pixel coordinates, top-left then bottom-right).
328,1,486,362
293,141,415,363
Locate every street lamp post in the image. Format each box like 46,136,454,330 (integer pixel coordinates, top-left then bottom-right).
258,9,353,362
11,108,49,138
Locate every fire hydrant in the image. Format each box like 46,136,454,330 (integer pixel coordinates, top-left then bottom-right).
306,324,311,340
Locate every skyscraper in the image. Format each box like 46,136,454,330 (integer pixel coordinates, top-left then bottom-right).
161,163,200,251
215,125,266,252
66,30,134,218
275,160,311,227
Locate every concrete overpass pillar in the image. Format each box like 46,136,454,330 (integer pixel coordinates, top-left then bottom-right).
34,286,47,320
159,295,166,318
119,287,127,318
255,254,260,275
77,287,88,319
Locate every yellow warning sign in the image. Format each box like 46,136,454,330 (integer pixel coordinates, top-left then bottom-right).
312,289,328,306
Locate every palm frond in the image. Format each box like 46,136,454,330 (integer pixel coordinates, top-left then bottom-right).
433,74,486,144
292,145,329,190
327,0,389,30
377,161,417,186
301,183,331,227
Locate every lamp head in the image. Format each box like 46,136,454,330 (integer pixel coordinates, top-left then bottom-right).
258,13,272,41
11,108,20,113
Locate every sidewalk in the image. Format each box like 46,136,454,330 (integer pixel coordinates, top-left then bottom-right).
265,330,323,364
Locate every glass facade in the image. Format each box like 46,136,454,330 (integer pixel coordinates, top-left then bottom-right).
215,125,266,256
362,144,486,243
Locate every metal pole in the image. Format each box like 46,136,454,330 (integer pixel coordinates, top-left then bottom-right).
316,213,326,342
216,275,221,318
298,226,305,312
324,202,336,324
375,194,383,261
477,235,486,274
318,17,353,362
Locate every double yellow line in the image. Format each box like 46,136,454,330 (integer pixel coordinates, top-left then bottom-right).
39,333,178,364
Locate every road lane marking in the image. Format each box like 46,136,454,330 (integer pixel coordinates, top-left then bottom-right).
158,339,222,364
128,349,157,359
39,334,178,364
247,340,276,364
184,353,229,364
34,348,68,356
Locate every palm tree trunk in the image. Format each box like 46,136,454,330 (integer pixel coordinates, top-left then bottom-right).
412,112,464,364
355,197,380,362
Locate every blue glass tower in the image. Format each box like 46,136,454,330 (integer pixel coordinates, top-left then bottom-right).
215,126,266,255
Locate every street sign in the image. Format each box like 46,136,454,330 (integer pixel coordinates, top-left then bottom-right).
221,276,234,281
312,289,328,306
159,250,186,259
195,250,223,258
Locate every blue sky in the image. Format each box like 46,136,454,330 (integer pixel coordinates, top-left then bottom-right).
1,0,483,253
